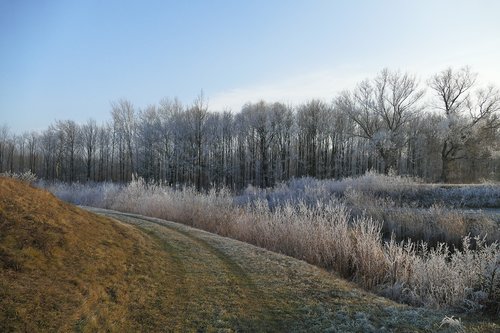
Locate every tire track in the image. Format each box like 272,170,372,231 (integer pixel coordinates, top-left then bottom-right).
88,208,279,331
80,207,496,332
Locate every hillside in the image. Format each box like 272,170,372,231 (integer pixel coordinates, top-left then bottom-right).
0,178,176,332
0,177,498,332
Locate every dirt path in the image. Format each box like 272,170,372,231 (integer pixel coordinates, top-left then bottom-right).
86,207,498,332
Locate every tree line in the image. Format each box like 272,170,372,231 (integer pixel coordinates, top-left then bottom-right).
1,67,499,189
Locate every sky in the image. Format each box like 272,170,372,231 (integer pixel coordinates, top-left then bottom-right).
1,0,500,133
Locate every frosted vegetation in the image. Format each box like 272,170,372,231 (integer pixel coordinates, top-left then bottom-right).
0,170,37,184
236,172,500,246
43,172,500,314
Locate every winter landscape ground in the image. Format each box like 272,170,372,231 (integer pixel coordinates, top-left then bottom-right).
3,2,500,332
1,176,499,332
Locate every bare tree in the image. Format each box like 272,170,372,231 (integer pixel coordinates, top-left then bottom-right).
337,69,424,174
297,100,332,177
429,67,500,182
96,123,111,181
111,99,137,180
185,91,209,190
0,125,10,172
270,102,294,181
55,120,79,182
26,131,38,173
2,67,498,186
81,119,98,181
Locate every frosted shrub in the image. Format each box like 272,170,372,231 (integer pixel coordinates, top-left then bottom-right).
234,199,387,289
437,185,500,208
439,316,465,333
382,236,500,311
351,217,387,289
339,187,498,246
105,178,235,237
40,181,122,208
381,238,416,299
111,177,148,212
238,172,500,209
1,170,38,184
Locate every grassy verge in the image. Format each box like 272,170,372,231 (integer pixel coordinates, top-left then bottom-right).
89,208,500,332
44,177,500,312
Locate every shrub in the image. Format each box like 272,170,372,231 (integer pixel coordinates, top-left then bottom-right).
1,171,37,184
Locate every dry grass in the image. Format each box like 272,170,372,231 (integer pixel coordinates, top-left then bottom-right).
57,179,499,313
0,177,182,332
3,176,498,331
1,176,478,332
86,208,500,332
44,178,500,316
344,189,500,246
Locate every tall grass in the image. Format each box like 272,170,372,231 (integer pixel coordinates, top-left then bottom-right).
343,188,499,246
236,173,500,246
235,171,500,209
1,171,38,184
43,176,500,313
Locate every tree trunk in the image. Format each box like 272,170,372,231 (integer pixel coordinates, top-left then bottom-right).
441,157,450,183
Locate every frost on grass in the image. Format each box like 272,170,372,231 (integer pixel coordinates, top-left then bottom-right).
43,174,500,312
439,316,465,333
1,171,37,184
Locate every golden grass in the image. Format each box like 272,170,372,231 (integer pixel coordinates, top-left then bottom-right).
0,177,178,332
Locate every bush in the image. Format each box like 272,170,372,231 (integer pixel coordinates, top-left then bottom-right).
1,171,37,184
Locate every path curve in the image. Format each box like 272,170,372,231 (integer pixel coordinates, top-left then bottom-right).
83,207,495,332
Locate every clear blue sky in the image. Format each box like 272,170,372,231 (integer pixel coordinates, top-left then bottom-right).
2,0,500,133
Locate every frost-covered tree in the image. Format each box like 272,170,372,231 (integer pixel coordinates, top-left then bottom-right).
0,125,10,172
111,99,137,180
429,67,500,182
2,67,499,185
297,100,333,178
240,101,280,187
270,102,294,181
188,92,209,190
54,120,79,182
137,105,161,181
96,123,112,181
81,119,98,181
337,69,424,174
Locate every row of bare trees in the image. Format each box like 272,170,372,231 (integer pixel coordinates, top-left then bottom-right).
1,67,499,188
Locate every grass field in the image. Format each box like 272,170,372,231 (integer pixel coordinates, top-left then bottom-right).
1,177,499,331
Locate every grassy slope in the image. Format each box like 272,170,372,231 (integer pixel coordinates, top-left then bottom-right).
1,177,498,332
0,178,177,332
